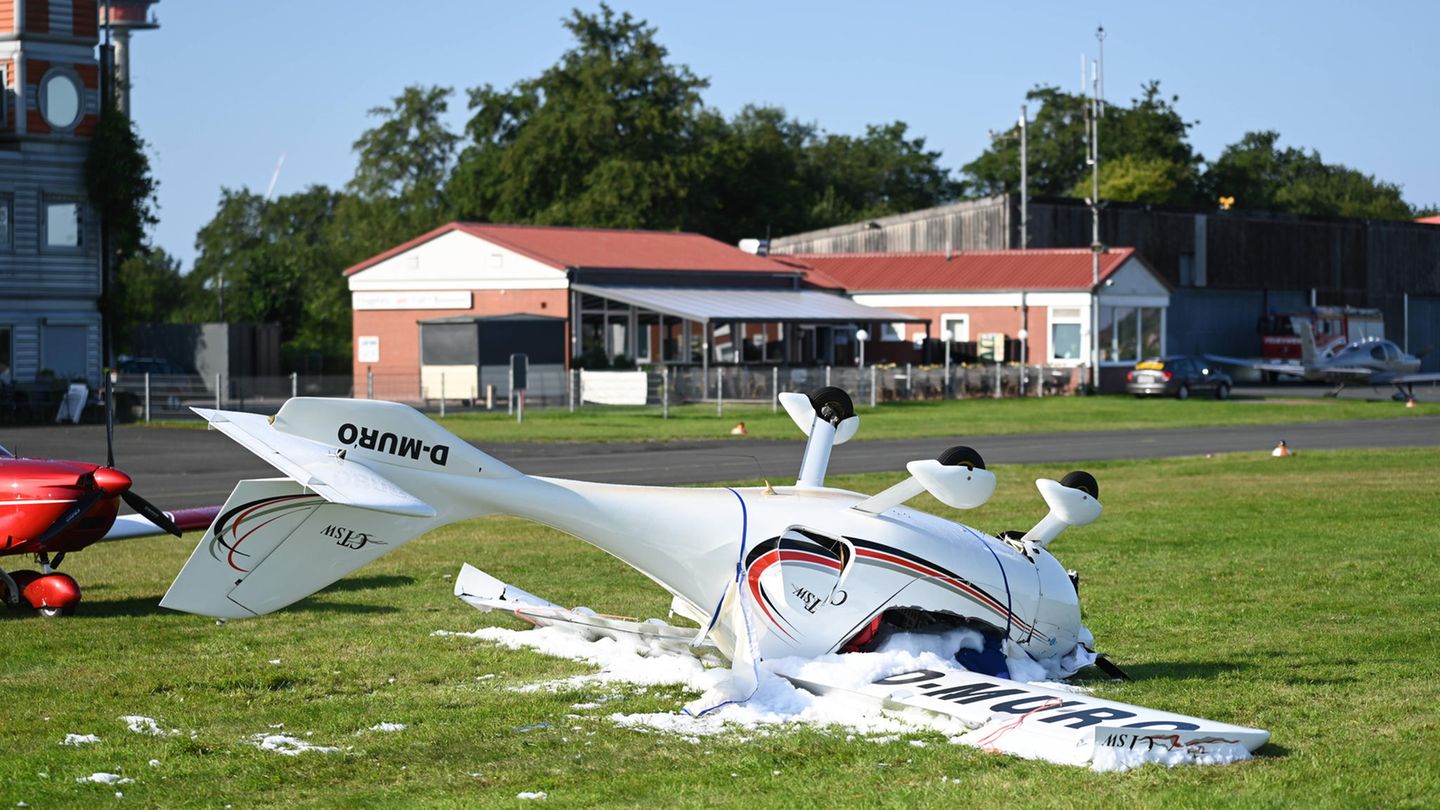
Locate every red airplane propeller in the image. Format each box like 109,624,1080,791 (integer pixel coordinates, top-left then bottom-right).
1,379,216,617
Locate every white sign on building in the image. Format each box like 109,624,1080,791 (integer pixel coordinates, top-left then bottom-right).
352,291,474,310
358,336,381,363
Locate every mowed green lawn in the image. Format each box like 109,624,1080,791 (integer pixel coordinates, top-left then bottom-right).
3,448,1437,807
434,394,1437,443
153,394,1438,443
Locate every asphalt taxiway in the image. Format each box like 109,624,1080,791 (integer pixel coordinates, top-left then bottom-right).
4,415,1436,508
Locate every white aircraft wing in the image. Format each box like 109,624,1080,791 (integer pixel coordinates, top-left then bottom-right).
1389,371,1440,385
103,506,222,542
1204,355,1307,376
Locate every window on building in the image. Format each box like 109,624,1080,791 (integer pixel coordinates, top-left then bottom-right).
1098,306,1164,363
0,195,12,251
40,71,82,130
636,323,651,363
1050,308,1082,361
0,327,12,383
42,324,88,381
940,313,970,342
45,198,83,248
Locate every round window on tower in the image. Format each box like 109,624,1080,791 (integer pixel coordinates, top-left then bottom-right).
40,71,83,130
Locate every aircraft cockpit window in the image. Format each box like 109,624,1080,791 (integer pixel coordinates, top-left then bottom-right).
0,443,12,459
1384,344,1400,360
1370,345,1386,361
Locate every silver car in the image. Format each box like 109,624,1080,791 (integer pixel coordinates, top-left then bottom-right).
1126,356,1232,400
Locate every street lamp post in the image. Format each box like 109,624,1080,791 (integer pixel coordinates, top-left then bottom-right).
856,329,869,369
941,329,953,399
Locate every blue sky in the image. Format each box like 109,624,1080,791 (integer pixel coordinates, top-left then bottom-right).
125,1,1440,270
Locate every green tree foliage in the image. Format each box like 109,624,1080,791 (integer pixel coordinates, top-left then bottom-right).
449,5,714,231
965,82,1204,206
188,186,352,361
448,5,959,241
112,246,184,346
341,84,460,255
1207,130,1413,219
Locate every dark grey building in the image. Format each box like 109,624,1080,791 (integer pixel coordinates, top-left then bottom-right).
771,195,1440,371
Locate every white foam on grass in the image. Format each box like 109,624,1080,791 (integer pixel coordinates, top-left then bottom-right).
517,791,548,800
441,624,1250,771
368,723,407,732
120,716,173,736
60,734,100,746
76,773,132,785
249,734,340,756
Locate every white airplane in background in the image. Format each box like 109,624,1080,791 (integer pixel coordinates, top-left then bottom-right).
1208,322,1440,400
160,388,1268,768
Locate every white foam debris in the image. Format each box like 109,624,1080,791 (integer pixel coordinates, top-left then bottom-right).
148,760,161,767
454,623,1252,770
76,773,133,785
517,792,548,800
368,723,407,732
60,733,100,746
249,734,340,756
269,659,281,665
121,716,171,736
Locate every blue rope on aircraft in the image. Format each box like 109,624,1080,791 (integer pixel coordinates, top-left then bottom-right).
697,488,749,640
970,527,1014,640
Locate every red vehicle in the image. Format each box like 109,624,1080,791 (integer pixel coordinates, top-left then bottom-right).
1260,306,1384,362
0,388,217,617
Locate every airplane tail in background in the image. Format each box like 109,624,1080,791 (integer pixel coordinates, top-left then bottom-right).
1299,321,1318,368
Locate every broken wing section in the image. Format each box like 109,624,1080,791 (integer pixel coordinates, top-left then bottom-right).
161,478,442,619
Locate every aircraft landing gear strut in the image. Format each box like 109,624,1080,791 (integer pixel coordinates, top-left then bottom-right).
1324,382,1347,398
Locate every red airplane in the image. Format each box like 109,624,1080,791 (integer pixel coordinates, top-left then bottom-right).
0,385,218,617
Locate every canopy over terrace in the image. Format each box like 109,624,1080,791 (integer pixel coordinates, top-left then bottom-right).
570,284,928,369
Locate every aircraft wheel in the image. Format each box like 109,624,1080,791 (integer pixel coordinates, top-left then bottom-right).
937,445,985,470
1175,383,1190,401
38,605,71,619
808,386,855,425
1060,470,1099,500
1215,383,1231,400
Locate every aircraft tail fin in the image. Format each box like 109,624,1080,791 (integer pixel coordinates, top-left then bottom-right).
160,477,450,618
1299,321,1318,368
164,398,521,619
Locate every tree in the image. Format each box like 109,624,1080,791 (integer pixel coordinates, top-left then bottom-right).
1207,130,1414,219
86,107,160,356
806,122,964,225
964,82,1205,207
449,5,713,231
112,247,185,347
188,186,352,362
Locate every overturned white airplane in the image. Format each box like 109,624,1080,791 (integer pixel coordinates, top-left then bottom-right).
163,388,1268,768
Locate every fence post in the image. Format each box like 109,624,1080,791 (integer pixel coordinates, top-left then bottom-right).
439,372,446,418
905,362,912,400
143,372,150,423
507,367,514,415
661,366,669,419
825,365,831,389
772,366,779,412
869,366,878,408
366,367,373,400
290,372,298,400
995,364,1002,399
716,367,724,417
568,367,575,412
215,373,221,410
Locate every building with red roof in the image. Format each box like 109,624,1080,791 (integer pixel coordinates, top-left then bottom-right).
344,223,924,399
778,248,1171,371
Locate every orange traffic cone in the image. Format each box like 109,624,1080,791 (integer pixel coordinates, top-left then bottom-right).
730,422,748,436
1271,440,1291,458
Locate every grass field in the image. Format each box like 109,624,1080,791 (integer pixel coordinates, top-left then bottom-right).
159,394,1440,443
3,448,1438,807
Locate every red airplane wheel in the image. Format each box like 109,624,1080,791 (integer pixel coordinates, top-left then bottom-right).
22,573,81,618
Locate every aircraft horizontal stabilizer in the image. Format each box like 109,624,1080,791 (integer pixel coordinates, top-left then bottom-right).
193,408,436,518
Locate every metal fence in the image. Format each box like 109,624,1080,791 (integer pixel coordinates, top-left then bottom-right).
109,364,1083,422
